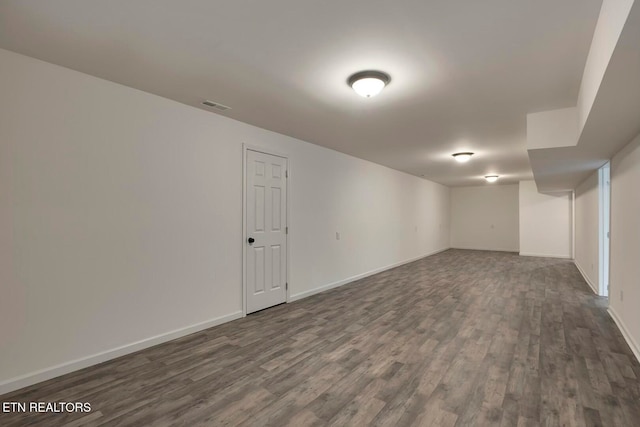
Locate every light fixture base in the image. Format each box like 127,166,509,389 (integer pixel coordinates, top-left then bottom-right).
348,71,391,98
452,152,474,163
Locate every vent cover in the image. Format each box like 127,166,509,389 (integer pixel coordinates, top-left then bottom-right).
202,100,231,111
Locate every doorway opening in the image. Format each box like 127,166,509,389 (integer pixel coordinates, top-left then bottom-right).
598,162,610,297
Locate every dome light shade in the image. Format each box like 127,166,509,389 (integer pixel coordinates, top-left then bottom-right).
452,152,474,163
485,175,499,183
348,71,390,98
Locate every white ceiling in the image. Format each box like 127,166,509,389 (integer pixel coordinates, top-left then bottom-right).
0,0,603,186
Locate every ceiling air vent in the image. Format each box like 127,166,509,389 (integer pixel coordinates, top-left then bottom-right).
202,100,231,111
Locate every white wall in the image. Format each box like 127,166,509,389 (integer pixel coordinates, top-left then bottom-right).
609,132,640,361
450,185,519,252
574,171,600,293
577,0,635,132
526,107,578,150
0,48,451,393
519,181,573,258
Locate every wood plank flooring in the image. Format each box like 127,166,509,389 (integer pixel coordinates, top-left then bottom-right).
1,249,639,426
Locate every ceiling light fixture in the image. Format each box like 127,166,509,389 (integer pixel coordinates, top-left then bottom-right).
452,152,474,163
485,175,499,183
348,71,391,98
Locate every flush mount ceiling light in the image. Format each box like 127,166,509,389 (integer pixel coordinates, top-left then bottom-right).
452,152,474,163
485,175,499,183
348,71,391,98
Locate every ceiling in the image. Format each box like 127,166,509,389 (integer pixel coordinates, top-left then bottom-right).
0,0,603,186
529,0,640,192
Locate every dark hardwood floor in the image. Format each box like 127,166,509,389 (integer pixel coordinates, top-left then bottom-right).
2,249,639,426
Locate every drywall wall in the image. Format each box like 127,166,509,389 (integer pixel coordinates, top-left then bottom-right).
609,132,640,361
0,48,450,393
574,171,600,293
519,181,573,258
450,185,519,252
577,0,635,131
526,107,578,150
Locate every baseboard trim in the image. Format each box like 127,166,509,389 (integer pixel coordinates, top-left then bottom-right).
0,311,243,396
574,260,598,294
289,247,450,302
608,307,640,364
519,252,573,259
451,246,518,253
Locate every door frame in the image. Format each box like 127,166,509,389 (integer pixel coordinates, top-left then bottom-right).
598,162,611,297
242,144,291,316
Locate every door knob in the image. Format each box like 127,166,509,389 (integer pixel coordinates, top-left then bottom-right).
248,237,255,244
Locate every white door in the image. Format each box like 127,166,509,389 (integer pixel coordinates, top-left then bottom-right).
246,150,287,314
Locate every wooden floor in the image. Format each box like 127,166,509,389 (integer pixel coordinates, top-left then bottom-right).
2,250,639,426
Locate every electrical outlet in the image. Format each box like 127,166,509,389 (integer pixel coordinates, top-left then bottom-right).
336,232,340,240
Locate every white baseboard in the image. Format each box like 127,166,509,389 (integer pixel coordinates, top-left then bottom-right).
574,260,598,294
451,246,518,253
608,307,640,364
0,311,243,396
289,247,450,302
519,252,573,259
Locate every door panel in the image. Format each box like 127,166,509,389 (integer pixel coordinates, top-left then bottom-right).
254,247,265,294
271,245,282,290
246,150,287,313
272,188,281,230
254,186,265,231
